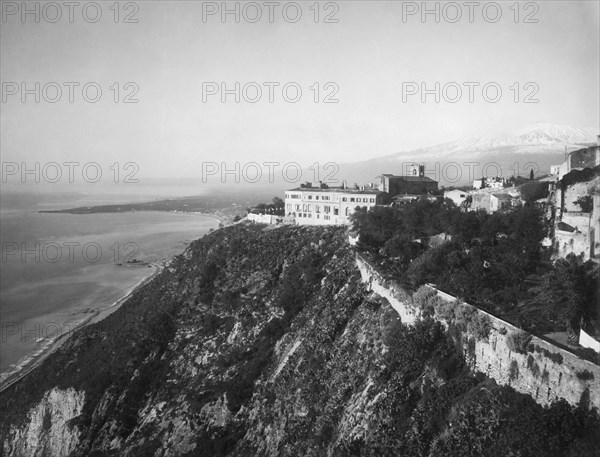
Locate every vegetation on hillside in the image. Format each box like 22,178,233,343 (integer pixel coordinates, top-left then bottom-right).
1,224,598,456
351,199,599,334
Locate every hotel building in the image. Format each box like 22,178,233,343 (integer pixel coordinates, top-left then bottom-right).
285,185,386,226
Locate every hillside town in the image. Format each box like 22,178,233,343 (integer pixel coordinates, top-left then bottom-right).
245,138,600,355
249,137,600,263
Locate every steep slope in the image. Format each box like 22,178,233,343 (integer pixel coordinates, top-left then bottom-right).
1,224,598,457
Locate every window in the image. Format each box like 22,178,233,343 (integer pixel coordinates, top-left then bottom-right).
350,198,355,202
322,196,330,201
370,198,375,203
316,205,320,213
363,198,368,203
324,205,330,214
342,197,347,202
291,194,300,199
308,195,312,200
334,208,339,215
345,208,349,216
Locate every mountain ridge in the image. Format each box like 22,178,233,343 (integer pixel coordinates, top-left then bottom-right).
334,122,599,186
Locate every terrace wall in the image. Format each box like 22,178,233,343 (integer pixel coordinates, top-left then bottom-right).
355,252,600,410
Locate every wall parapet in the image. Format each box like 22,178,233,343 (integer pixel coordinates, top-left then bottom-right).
355,251,600,411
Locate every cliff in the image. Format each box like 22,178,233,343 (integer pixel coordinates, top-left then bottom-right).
1,224,598,456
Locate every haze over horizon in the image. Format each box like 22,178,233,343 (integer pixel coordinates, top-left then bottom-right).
1,1,599,182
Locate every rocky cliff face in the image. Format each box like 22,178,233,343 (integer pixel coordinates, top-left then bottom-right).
3,388,84,457
1,224,598,456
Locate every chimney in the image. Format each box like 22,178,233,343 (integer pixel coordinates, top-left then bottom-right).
342,180,347,189
419,163,425,177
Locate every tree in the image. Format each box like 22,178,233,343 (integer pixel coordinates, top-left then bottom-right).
529,168,534,181
574,196,593,213
531,255,599,333
272,196,284,207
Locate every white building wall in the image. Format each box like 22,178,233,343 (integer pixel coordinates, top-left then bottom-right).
285,189,380,226
580,329,600,353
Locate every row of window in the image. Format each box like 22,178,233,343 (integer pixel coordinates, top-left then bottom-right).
296,213,335,220
343,197,375,203
285,193,375,203
289,204,342,214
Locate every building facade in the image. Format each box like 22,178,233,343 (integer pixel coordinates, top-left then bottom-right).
285,186,386,225
551,140,600,180
444,189,469,207
473,176,506,190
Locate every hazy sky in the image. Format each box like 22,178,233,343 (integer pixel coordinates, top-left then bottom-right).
1,0,599,181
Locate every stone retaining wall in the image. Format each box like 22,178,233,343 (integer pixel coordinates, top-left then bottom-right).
355,252,600,410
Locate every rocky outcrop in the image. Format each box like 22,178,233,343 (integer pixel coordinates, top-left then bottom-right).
2,388,84,457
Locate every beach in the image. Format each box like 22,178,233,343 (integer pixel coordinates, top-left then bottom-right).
0,262,163,393
0,203,220,387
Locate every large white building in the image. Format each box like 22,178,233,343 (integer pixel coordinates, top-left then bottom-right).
285,185,386,225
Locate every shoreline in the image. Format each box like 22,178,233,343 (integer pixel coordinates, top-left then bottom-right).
0,263,163,394
38,208,231,224
0,211,223,393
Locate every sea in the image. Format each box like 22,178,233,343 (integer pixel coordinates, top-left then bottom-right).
0,187,219,383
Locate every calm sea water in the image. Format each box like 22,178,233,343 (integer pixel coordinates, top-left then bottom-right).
0,192,218,377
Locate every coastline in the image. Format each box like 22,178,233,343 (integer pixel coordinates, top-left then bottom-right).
0,263,163,394
0,209,223,393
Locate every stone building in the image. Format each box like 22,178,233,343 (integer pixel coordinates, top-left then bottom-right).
377,164,438,196
550,138,600,180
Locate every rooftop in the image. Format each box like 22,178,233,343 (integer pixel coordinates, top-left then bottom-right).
378,174,438,183
287,186,383,194
492,193,515,201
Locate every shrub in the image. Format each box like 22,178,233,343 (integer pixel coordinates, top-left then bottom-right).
576,369,595,381
533,345,563,365
454,304,477,332
412,286,442,317
574,195,593,213
506,330,532,354
435,300,457,322
469,313,492,341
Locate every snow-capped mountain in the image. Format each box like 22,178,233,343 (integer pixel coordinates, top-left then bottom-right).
507,122,598,146
376,122,599,160
338,122,599,185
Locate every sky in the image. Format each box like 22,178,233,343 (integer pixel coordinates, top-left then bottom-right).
1,0,599,183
